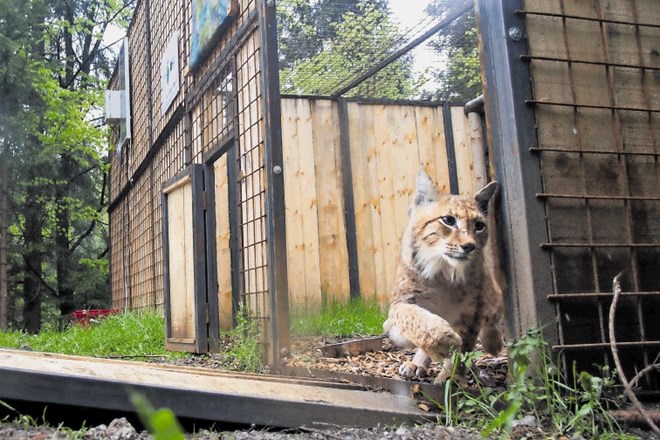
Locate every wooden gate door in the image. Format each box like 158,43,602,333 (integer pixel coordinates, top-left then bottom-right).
162,165,219,353
204,139,240,332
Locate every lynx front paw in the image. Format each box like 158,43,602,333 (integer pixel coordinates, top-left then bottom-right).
433,357,454,384
399,360,428,379
425,327,463,361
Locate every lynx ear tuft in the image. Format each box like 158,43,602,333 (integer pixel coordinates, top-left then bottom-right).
414,169,441,206
475,181,498,214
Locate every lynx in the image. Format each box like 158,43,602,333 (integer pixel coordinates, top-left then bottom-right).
383,169,504,383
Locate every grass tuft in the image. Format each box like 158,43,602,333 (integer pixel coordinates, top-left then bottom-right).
290,296,386,337
0,311,182,360
219,308,265,373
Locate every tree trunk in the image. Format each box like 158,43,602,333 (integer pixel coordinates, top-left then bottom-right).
56,153,75,317
22,180,43,333
0,138,8,330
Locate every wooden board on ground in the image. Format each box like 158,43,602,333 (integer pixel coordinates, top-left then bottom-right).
0,349,427,429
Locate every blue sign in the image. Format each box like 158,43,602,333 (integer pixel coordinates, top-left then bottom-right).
190,0,238,71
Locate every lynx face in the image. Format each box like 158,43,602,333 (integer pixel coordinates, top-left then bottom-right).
404,171,496,284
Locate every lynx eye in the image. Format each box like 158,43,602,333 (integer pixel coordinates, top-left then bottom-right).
440,216,456,227
475,221,486,232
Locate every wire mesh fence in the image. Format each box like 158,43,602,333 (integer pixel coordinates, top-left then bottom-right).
276,0,480,102
522,0,660,392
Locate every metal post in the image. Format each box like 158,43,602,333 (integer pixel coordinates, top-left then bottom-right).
337,99,361,300
475,0,556,343
442,102,459,195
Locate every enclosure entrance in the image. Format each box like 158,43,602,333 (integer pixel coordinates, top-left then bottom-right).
273,0,499,385
106,0,500,373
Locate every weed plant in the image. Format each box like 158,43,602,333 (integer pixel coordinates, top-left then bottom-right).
131,392,185,440
219,307,265,373
439,328,635,439
290,296,386,337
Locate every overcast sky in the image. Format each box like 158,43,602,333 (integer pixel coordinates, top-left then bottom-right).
389,0,431,28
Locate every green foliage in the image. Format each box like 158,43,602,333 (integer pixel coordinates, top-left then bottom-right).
424,1,482,102
0,0,131,331
131,392,185,440
290,296,386,337
279,0,420,98
219,307,265,373
438,329,631,439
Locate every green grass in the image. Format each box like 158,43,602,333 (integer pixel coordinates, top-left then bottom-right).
0,311,181,359
290,297,387,337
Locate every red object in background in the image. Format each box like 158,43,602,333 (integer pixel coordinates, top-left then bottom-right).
72,309,119,326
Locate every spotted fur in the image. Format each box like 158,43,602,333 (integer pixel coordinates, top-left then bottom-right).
383,169,504,383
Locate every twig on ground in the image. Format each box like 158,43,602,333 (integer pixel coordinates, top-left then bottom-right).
608,272,660,436
610,409,660,427
625,357,660,395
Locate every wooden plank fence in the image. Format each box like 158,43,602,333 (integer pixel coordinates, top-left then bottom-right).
281,97,485,308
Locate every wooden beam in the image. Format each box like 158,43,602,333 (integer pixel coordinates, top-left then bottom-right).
0,349,427,429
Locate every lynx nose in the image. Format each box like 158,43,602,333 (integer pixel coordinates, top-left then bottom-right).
461,243,476,254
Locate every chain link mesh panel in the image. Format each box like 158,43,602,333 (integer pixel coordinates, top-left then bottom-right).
277,0,479,101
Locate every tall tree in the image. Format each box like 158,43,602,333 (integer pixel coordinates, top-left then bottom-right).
278,0,419,98
43,0,132,318
278,0,366,70
0,0,132,330
424,0,481,102
0,135,7,330
0,0,49,331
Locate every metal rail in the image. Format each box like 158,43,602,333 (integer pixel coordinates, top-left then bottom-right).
526,100,660,113
529,147,660,157
537,193,660,202
541,242,659,249
548,291,660,300
515,9,660,29
520,54,660,72
554,341,660,350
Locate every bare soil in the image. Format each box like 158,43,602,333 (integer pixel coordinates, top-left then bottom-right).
0,419,482,439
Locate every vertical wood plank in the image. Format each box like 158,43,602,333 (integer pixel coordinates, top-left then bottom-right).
415,106,451,195
451,106,475,196
466,112,488,190
362,104,387,303
167,180,195,341
348,102,377,298
387,105,418,246
373,104,398,301
281,98,308,307
312,100,350,302
296,99,323,305
213,155,233,331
